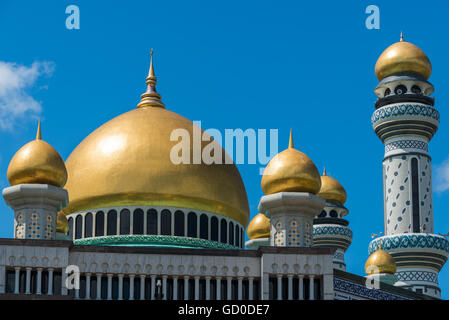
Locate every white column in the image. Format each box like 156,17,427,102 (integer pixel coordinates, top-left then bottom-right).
173,276,178,300
118,274,124,300
96,274,102,300
298,275,304,300
107,274,112,300
129,275,135,300
48,269,53,296
227,277,232,300
216,277,221,300
14,267,20,294
205,276,211,300
36,268,42,295
140,275,145,300
162,276,168,300
150,275,156,300
309,275,315,300
194,276,200,300
287,274,293,300
184,276,189,300
25,268,31,294
86,273,91,299
248,277,253,300
237,277,243,300
277,275,282,300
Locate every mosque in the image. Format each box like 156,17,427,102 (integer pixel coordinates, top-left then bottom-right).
0,34,447,300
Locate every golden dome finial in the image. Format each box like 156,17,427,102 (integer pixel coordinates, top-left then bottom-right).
36,120,42,140
317,169,347,204
365,240,396,275
247,213,270,240
137,49,165,109
7,122,68,188
289,129,294,149
375,35,432,80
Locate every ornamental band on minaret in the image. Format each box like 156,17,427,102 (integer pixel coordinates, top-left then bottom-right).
368,33,449,298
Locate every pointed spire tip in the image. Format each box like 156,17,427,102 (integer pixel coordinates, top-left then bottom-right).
400,31,404,42
323,167,327,176
288,129,294,149
36,120,41,140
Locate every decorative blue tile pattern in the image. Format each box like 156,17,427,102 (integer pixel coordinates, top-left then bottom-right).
313,225,353,239
334,277,410,300
368,234,449,255
385,140,428,152
371,104,439,126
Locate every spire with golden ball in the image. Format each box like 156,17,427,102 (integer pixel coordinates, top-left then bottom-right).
365,239,397,276
137,49,165,109
245,213,271,249
3,121,69,240
261,129,321,195
258,130,325,248
317,168,347,205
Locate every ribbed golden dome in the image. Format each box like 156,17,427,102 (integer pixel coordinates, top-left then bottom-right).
57,211,69,234
375,33,432,81
7,122,67,188
317,168,347,205
247,213,270,240
261,130,321,195
365,247,397,275
63,52,250,226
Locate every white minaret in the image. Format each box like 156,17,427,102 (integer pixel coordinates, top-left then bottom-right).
369,34,448,298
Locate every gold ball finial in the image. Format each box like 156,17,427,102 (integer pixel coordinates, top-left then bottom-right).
317,169,347,205
247,213,270,240
365,246,397,275
375,34,432,80
7,121,68,188
261,131,321,195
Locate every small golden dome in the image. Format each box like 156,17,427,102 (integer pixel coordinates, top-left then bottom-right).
375,33,432,81
317,168,347,205
63,52,250,226
261,130,321,195
56,211,69,234
365,246,397,275
247,213,270,239
7,121,67,188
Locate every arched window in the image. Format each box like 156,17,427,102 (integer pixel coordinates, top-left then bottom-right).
146,209,157,235
211,217,218,241
84,213,93,238
394,84,407,95
174,211,185,236
235,225,240,248
318,210,326,218
120,209,130,235
133,209,144,235
220,219,227,243
411,85,422,94
68,217,73,239
329,210,338,218
229,221,234,246
75,215,82,239
187,212,197,238
107,210,117,236
95,211,104,236
200,214,208,240
241,228,244,248
161,209,171,235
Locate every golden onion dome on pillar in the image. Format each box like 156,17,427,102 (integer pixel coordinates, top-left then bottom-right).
375,32,432,81
317,168,347,205
56,211,69,234
7,121,68,188
63,50,250,226
247,213,270,240
261,130,321,195
365,241,397,275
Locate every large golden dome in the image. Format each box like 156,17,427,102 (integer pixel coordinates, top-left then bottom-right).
7,122,67,188
317,168,347,205
63,53,250,226
261,130,321,195
375,33,432,81
247,213,270,240
365,246,397,275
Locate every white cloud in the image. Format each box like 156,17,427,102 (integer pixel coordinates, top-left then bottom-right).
435,157,449,193
0,61,54,130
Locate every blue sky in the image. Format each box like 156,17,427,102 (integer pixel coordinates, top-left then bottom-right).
1,0,449,297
